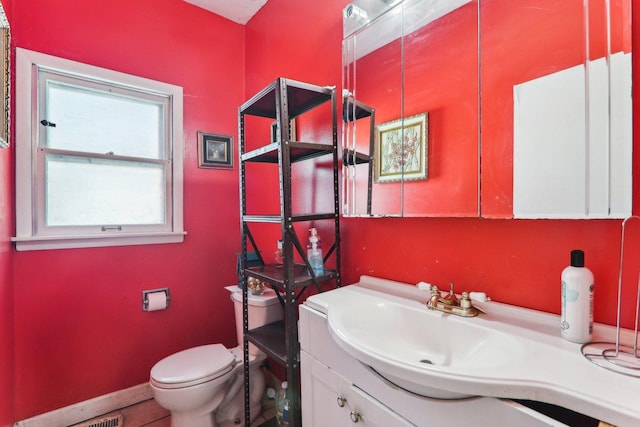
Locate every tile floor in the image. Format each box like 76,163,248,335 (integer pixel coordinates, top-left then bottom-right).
91,397,278,427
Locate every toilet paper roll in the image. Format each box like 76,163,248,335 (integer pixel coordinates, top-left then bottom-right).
147,291,168,311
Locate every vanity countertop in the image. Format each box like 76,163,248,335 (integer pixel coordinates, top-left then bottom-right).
305,275,640,427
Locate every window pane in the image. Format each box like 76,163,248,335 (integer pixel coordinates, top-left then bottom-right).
44,79,165,159
45,154,166,226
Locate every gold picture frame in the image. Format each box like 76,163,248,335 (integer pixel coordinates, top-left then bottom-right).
374,112,428,183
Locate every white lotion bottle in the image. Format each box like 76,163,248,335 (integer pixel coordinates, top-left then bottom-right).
561,249,594,343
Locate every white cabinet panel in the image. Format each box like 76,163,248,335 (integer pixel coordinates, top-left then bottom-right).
301,351,413,427
513,53,631,219
347,384,414,426
301,351,346,427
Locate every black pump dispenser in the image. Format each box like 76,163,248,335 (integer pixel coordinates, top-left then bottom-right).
570,249,585,268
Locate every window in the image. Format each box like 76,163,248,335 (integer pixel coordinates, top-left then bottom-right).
14,48,185,250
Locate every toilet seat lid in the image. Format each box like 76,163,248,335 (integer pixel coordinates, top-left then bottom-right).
150,344,235,387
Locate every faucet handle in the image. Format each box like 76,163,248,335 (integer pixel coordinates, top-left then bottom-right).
441,282,458,305
416,281,433,291
460,291,472,309
469,291,490,302
427,285,440,308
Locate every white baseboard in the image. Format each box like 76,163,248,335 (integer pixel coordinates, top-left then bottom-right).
14,383,152,427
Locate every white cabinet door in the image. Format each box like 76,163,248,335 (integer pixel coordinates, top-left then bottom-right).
301,351,414,427
346,384,415,427
301,350,348,427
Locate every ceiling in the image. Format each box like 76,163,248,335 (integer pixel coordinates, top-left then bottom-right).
184,0,269,25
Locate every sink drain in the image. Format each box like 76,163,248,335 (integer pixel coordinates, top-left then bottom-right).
420,359,434,365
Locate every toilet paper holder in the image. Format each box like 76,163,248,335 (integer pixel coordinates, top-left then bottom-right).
142,288,170,311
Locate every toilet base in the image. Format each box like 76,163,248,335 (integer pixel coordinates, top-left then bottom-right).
165,366,265,427
153,348,267,427
214,349,266,427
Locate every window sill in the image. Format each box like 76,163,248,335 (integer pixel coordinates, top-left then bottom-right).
12,231,187,251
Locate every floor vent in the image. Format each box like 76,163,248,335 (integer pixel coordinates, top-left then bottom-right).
71,413,123,427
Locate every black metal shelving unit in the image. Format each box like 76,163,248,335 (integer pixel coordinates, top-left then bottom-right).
342,96,375,216
239,77,341,427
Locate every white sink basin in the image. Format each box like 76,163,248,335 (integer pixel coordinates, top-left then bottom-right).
304,275,640,426
328,292,526,398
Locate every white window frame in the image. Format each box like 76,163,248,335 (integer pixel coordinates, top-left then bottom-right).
14,48,185,251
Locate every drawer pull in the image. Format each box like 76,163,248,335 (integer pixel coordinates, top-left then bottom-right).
350,411,361,423
337,396,347,407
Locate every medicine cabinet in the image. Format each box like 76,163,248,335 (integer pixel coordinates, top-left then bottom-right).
342,0,479,217
481,0,632,219
342,0,632,219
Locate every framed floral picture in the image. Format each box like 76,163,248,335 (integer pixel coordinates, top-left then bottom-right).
198,131,233,169
374,113,428,183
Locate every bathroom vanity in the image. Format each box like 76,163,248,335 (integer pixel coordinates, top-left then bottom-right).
299,276,640,426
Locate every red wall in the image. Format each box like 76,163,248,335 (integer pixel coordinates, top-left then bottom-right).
0,139,14,427
9,0,244,420
243,0,347,262
246,0,640,327
0,0,14,424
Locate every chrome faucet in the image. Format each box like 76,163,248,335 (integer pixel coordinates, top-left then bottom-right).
427,282,480,317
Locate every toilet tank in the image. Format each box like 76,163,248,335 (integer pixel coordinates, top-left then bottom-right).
226,286,284,355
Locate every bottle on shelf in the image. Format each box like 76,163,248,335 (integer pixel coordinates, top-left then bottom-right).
307,228,324,277
274,239,284,267
276,381,289,426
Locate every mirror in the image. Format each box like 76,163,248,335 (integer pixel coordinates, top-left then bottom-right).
342,0,480,217
0,3,8,149
342,0,403,217
343,0,632,219
480,0,632,218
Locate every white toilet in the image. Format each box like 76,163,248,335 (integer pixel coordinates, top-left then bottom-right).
150,286,283,427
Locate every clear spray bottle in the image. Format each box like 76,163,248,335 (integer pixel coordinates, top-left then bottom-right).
307,228,324,277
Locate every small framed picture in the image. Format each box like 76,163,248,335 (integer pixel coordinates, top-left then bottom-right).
374,112,428,183
198,132,234,169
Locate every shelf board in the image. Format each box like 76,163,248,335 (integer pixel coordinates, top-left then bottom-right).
289,212,337,221
246,263,338,290
343,149,371,165
246,320,288,366
343,97,374,121
241,142,279,162
242,213,337,223
240,78,333,119
242,141,334,163
241,215,282,224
